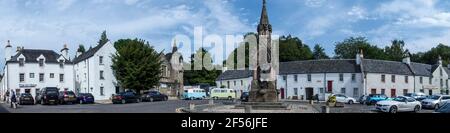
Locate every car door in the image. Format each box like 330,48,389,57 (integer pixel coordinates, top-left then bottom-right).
441,96,450,105
335,95,344,103
406,98,417,111
397,97,408,111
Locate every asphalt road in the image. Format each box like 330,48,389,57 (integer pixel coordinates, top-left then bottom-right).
0,100,210,113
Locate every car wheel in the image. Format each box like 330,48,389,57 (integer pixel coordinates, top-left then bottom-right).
228,96,232,100
149,98,154,102
348,100,354,104
164,97,168,101
121,99,126,104
80,100,84,104
190,97,194,100
389,106,398,113
136,99,140,103
414,105,420,113
435,104,440,110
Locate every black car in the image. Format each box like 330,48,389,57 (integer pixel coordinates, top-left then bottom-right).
141,91,168,102
77,93,95,104
18,93,35,105
112,92,140,104
58,91,77,104
240,92,249,102
36,87,60,105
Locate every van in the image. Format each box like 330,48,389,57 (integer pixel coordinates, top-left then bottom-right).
210,88,236,100
183,88,206,100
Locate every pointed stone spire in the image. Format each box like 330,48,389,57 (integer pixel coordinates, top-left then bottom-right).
172,38,178,53
258,0,272,34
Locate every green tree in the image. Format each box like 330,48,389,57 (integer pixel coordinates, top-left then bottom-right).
98,30,109,45
411,44,450,66
334,37,386,60
385,40,409,61
77,44,86,53
279,35,313,62
312,44,329,59
111,39,162,94
184,48,221,86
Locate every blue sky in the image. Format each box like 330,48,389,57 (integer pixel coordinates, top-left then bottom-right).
1,0,450,68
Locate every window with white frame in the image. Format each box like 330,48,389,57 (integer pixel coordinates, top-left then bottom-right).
19,73,25,82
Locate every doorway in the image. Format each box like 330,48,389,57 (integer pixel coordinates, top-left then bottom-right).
280,88,285,99
391,89,396,97
306,88,314,100
429,90,433,96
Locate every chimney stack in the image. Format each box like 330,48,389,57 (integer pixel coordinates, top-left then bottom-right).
402,53,411,65
61,44,69,59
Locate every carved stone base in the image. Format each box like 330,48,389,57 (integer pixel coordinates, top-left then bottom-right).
249,79,278,102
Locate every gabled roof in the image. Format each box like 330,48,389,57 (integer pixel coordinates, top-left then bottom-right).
280,59,361,75
362,59,414,75
73,42,106,64
410,63,433,76
8,49,71,64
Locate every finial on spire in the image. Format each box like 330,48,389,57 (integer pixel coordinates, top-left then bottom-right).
172,38,178,52
263,0,266,5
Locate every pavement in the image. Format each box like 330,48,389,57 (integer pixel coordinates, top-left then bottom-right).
0,100,209,113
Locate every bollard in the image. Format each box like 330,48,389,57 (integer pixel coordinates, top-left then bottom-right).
209,99,214,105
309,100,314,105
189,103,196,110
321,106,330,113
245,105,252,113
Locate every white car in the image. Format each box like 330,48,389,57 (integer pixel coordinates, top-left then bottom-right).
333,94,357,104
376,96,421,113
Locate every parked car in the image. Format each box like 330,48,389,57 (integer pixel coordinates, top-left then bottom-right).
183,88,206,100
36,87,60,105
210,88,236,100
18,93,34,105
359,95,368,104
112,92,140,104
77,93,95,104
434,102,450,113
421,95,450,109
376,96,421,113
141,91,168,102
332,94,356,104
240,92,250,102
58,91,77,104
405,93,427,101
366,94,389,105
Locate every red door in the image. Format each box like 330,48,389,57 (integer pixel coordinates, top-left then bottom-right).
391,89,396,97
280,88,285,99
327,81,333,93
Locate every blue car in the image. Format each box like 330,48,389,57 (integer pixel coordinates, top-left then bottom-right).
77,93,95,104
366,94,389,105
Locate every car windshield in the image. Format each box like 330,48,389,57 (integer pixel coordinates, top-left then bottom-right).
21,93,31,96
46,90,58,94
429,95,441,100
393,97,406,102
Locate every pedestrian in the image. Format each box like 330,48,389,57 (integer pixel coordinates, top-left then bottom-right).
10,90,17,109
5,90,10,104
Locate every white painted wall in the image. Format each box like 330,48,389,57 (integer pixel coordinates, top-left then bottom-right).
1,62,74,98
216,77,252,98
74,42,119,100
365,73,414,97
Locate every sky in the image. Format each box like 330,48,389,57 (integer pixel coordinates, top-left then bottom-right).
1,0,450,68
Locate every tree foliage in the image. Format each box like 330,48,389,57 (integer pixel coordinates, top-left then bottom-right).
111,39,162,94
312,44,329,59
98,30,109,46
77,44,86,53
384,40,409,61
183,48,221,86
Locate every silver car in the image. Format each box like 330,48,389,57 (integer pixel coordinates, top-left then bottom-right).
421,95,450,109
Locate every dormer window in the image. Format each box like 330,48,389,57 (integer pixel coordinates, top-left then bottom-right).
19,58,25,67
59,59,64,68
39,59,44,67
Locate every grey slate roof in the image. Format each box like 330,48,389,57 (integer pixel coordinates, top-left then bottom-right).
410,63,433,76
8,49,71,64
280,59,361,75
362,59,414,75
216,70,253,80
216,59,447,80
73,43,106,64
